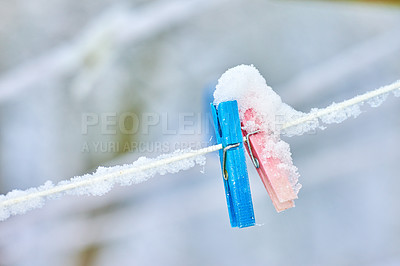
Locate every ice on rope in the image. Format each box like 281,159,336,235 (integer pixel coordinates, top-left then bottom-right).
283,81,400,137
367,93,388,107
214,64,303,198
0,149,206,221
317,103,362,124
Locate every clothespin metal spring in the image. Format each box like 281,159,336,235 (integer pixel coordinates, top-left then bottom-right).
245,130,261,169
222,143,240,180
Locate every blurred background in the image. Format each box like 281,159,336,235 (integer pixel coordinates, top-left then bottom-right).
0,0,400,265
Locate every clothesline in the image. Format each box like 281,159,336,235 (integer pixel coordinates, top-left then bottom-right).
0,80,399,221
282,80,400,130
0,145,221,210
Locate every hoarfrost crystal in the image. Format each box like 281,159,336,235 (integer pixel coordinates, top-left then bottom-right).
0,149,206,221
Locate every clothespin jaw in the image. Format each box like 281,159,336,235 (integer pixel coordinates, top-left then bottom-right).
211,100,255,228
242,109,297,212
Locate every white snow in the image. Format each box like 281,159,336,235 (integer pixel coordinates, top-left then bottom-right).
319,102,363,124
367,93,389,108
0,149,206,221
214,65,304,134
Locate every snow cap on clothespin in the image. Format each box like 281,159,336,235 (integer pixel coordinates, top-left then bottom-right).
211,100,255,228
213,65,301,213
242,109,297,212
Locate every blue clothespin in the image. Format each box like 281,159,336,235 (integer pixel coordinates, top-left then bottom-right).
211,100,255,228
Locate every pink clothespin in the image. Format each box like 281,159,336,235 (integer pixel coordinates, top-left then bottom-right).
241,109,297,212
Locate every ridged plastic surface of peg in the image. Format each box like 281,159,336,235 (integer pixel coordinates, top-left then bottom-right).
211,100,255,228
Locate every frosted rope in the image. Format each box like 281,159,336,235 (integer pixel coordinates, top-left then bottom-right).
282,80,400,130
0,144,221,217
